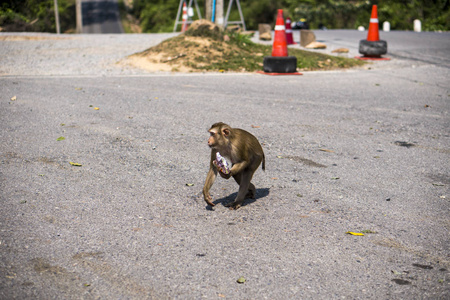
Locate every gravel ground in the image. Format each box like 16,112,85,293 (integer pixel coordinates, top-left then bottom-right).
0,30,449,299
0,33,179,76
1,30,437,76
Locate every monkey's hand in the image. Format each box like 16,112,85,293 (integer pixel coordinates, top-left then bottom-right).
204,193,215,207
218,170,231,179
213,160,232,179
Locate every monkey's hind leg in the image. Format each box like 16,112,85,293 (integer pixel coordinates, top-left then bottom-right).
246,182,256,199
232,173,256,199
227,173,252,209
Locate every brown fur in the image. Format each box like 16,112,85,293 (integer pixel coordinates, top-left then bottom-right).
203,122,265,209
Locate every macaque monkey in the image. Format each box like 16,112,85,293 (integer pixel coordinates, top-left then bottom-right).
203,122,265,209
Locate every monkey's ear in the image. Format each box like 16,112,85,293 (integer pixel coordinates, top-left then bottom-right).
222,128,230,137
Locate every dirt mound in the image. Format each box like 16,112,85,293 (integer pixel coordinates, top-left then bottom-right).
121,19,365,73
184,19,224,39
123,20,250,73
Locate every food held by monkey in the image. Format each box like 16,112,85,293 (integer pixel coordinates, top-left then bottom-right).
214,152,231,174
203,122,265,210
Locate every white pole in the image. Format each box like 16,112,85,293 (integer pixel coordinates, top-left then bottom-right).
76,0,83,34
54,0,60,34
216,0,223,27
414,19,422,32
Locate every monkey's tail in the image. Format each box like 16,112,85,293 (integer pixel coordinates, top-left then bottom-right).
262,154,266,171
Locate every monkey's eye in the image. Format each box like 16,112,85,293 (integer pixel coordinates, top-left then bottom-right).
210,132,215,136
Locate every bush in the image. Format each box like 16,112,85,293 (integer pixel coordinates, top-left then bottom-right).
0,0,75,33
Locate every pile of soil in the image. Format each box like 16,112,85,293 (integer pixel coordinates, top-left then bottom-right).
122,19,365,73
124,20,256,73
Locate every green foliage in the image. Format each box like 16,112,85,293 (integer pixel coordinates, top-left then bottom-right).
0,6,28,24
228,31,254,47
133,0,197,32
376,0,450,31
240,0,283,29
424,8,450,31
1,1,29,28
0,0,75,32
131,0,448,32
285,0,370,29
287,0,449,30
1,0,448,33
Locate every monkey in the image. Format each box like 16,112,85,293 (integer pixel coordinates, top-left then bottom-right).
203,122,265,210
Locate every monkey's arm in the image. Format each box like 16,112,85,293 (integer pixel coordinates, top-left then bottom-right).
203,166,217,206
213,160,232,179
229,161,250,177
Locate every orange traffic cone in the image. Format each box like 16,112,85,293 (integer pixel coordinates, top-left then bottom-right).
181,1,188,32
272,9,288,57
367,5,380,41
259,9,301,75
357,4,389,60
285,17,296,45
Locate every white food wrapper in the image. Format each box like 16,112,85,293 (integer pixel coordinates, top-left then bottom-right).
215,152,231,174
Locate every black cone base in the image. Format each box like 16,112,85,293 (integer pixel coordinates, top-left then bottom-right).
263,56,297,73
359,39,387,56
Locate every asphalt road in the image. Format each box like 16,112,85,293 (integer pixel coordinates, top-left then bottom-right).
82,0,124,34
0,31,449,299
258,29,450,69
313,29,450,68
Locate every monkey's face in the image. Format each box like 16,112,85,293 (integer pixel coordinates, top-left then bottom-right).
208,125,231,150
208,130,218,149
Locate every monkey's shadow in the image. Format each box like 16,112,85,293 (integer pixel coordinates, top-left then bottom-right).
210,188,270,209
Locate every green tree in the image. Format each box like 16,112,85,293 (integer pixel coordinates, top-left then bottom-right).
284,0,449,30
284,0,370,29
377,0,449,31
0,0,75,32
133,0,197,32
1,0,448,33
240,0,283,29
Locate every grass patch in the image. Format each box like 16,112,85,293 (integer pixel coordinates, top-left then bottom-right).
118,0,141,33
127,20,365,73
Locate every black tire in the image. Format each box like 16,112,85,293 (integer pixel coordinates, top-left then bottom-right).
359,39,387,56
263,56,298,73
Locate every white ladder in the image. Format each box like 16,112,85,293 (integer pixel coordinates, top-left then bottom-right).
224,0,246,31
173,0,203,32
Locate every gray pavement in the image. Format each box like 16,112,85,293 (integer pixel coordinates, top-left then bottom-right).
0,31,449,299
82,0,124,34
